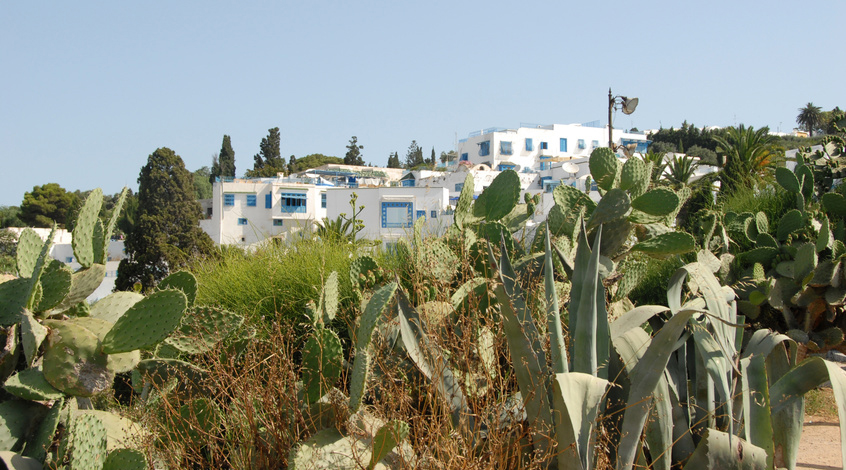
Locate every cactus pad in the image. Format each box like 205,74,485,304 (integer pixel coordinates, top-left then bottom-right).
89,291,144,324
302,328,343,404
472,170,520,221
631,188,679,217
102,289,187,354
587,189,631,230
23,397,63,463
630,232,695,257
136,358,209,399
589,147,620,191
793,243,818,285
53,264,107,313
103,449,147,470
777,210,804,241
348,349,371,413
454,173,476,229
553,183,596,215
164,306,244,354
775,167,801,193
42,320,113,397
322,271,339,323
357,283,398,350
741,247,779,267
92,219,105,268
369,420,410,469
70,412,108,470
36,259,73,313
756,232,779,248
418,239,459,283
158,271,198,306
289,428,383,470
0,400,47,452
72,188,103,269
350,255,380,291
620,157,648,196
68,317,141,373
4,368,64,401
20,309,47,366
797,164,815,199
16,228,43,278
823,192,846,218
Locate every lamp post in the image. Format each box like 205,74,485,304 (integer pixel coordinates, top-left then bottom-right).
608,88,639,151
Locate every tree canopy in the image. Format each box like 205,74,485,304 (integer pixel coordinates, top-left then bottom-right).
714,125,781,195
245,127,286,177
193,166,213,200
797,102,823,137
19,183,80,228
344,136,364,165
116,147,215,291
404,140,424,168
210,135,236,183
387,152,401,168
289,154,344,173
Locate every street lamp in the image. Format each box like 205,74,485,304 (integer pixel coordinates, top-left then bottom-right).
608,88,639,151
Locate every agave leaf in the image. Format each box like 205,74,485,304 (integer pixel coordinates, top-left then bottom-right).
681,429,767,470
609,306,669,340
740,354,773,468
545,226,568,374
552,373,609,470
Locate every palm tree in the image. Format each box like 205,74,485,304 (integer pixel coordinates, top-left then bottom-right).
797,102,822,136
713,124,782,195
663,154,699,189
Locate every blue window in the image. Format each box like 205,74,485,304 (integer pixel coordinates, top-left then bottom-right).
401,179,415,187
273,219,284,226
540,141,548,150
460,152,468,161
540,176,551,188
540,156,551,171
479,141,490,156
525,138,533,151
246,195,256,207
578,139,586,149
321,192,327,208
416,210,425,220
500,141,513,155
65,257,74,263
237,218,248,226
560,138,567,152
592,140,599,148
455,182,464,192
224,194,234,206
280,193,307,213
430,210,437,219
497,164,515,171
381,202,413,228
265,193,272,208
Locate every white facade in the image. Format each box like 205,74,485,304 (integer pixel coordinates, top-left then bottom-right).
200,176,328,246
325,186,451,246
454,123,650,172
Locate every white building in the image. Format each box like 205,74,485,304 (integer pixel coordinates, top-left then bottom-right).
454,122,650,172
325,186,451,248
295,164,406,188
200,175,328,246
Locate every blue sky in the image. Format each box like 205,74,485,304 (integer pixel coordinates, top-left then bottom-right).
2,1,843,206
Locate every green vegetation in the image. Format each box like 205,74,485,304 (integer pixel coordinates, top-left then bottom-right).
245,127,287,177
210,134,236,183
116,147,214,291
344,135,365,166
19,183,79,228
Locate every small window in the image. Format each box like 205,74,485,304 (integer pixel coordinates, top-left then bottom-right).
430,210,437,219
497,164,515,171
478,141,490,156
578,139,586,150
65,257,73,263
560,138,568,152
321,192,327,209
401,179,415,187
382,202,413,228
237,218,248,226
540,141,548,150
500,141,513,155
525,138,533,151
273,219,284,226
416,210,425,220
455,182,464,192
224,194,234,206
265,193,272,209
592,140,599,148
246,195,257,207
460,153,468,161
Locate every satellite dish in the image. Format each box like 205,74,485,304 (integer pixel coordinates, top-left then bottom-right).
562,162,579,173
622,97,639,115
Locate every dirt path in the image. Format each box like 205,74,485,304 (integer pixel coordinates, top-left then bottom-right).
796,415,842,470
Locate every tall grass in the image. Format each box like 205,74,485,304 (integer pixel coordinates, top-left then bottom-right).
190,238,362,336
718,183,794,225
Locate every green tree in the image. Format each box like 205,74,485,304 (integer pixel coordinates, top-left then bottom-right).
387,152,401,168
685,145,719,166
440,150,456,164
405,140,423,168
19,183,80,228
429,147,436,166
116,147,215,291
293,154,344,172
663,154,699,189
210,135,237,183
713,125,782,195
245,127,286,177
797,102,823,137
0,206,22,228
344,136,365,166
193,166,213,199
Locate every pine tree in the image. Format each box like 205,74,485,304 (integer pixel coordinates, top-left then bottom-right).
116,147,215,291
405,140,424,168
430,148,436,166
387,152,401,168
209,135,236,183
344,136,365,165
19,183,80,228
246,127,286,177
